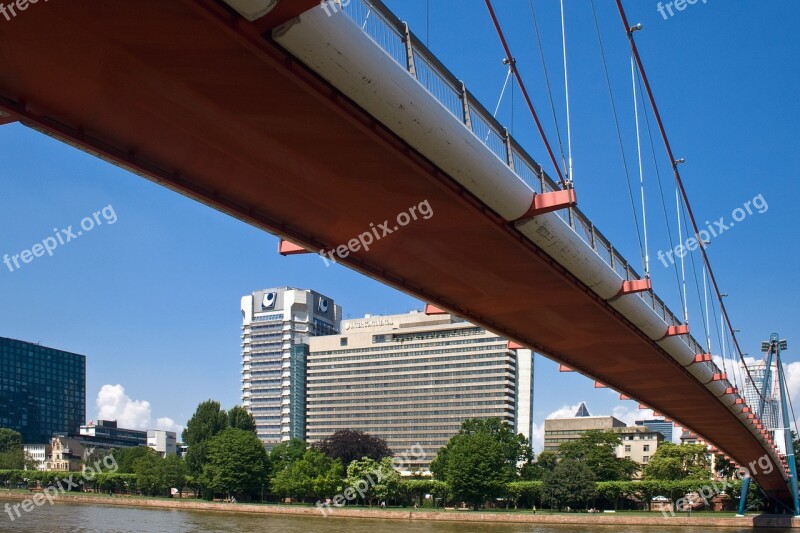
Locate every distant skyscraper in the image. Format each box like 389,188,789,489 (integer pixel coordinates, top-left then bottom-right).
0,337,86,443
635,419,674,442
306,311,527,471
742,360,784,452
241,288,341,447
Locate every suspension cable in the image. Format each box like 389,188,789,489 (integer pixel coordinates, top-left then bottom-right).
631,57,649,276
778,353,800,453
614,0,759,391
637,73,685,314
676,189,688,323
493,66,513,118
559,0,574,182
679,202,711,352
703,268,712,357
528,0,567,176
484,0,568,188
588,0,646,273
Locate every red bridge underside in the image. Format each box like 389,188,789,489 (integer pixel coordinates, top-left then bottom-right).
0,0,786,499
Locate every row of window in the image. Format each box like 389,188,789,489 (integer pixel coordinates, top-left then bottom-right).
312,336,505,357
309,381,515,394
305,390,511,405
308,349,514,371
309,367,516,386
309,359,515,379
308,407,515,420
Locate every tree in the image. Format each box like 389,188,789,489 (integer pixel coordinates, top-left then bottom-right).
162,454,189,496
113,446,157,474
132,450,164,496
271,448,343,502
269,438,307,474
401,479,447,508
201,428,270,500
432,418,531,480
0,449,35,470
558,431,638,481
431,418,530,509
0,429,27,469
228,406,256,434
526,450,558,480
542,459,597,510
345,457,401,506
643,443,711,481
314,429,392,467
183,400,229,475
0,429,22,453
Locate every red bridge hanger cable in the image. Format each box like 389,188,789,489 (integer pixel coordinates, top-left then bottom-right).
613,0,759,394
484,0,569,189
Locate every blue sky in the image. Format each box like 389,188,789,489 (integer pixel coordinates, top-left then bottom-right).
1,1,798,449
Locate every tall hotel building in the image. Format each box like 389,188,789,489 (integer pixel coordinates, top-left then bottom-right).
0,337,86,443
306,311,533,471
742,360,785,453
241,288,341,447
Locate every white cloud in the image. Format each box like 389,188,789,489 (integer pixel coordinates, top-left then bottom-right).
546,403,585,420
155,417,183,434
95,384,184,435
612,404,652,426
531,422,545,453
784,361,800,407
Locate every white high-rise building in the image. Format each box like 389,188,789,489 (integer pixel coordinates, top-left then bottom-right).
742,360,785,453
517,349,535,449
241,287,341,447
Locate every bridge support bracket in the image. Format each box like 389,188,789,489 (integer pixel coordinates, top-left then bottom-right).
517,189,577,220
278,240,310,256
558,365,574,373
424,304,447,316
507,341,524,350
660,324,690,340
608,278,652,302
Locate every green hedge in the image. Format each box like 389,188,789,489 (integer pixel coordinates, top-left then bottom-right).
0,470,138,492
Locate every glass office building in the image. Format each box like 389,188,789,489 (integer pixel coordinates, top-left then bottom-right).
0,337,86,443
635,418,674,442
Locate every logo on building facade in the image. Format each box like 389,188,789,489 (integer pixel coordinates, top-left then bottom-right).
262,292,277,309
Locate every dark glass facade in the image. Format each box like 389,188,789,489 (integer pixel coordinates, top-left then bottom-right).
0,337,86,443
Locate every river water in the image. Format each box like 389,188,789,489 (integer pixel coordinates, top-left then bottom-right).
0,500,789,532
